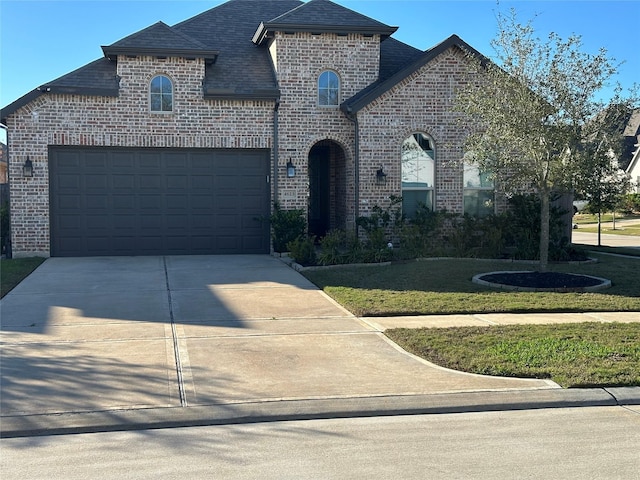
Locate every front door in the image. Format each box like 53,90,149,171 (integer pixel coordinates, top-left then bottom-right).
308,146,330,238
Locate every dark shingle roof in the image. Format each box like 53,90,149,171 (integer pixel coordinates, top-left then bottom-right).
1,58,120,121
253,0,397,44
102,21,218,61
2,0,484,120
174,0,302,97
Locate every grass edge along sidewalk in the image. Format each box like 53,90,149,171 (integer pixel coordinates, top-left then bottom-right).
385,322,640,388
0,257,46,298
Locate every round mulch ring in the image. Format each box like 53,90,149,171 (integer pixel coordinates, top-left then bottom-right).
472,271,611,292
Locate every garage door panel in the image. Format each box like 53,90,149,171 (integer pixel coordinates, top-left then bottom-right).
113,175,135,190
50,147,270,256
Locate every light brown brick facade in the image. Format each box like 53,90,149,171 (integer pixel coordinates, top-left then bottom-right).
7,56,275,256
5,20,499,257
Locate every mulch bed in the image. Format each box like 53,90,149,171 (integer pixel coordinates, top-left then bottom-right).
479,271,603,289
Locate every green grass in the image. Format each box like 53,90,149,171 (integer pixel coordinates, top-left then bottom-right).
385,322,640,387
573,213,640,224
302,255,640,316
0,257,46,298
576,224,640,236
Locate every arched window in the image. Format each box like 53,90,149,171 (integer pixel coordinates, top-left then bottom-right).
318,70,340,107
150,75,173,112
401,132,435,218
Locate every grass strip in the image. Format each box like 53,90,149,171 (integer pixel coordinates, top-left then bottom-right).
385,322,640,388
1,257,46,298
303,255,640,316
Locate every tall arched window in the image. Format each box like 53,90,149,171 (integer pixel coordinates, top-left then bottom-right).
150,75,173,112
402,132,435,218
318,70,340,107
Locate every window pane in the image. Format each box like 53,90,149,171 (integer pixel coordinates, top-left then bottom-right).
161,94,172,111
463,163,493,188
402,190,433,219
160,76,172,94
150,94,161,111
464,190,495,217
402,134,435,187
150,77,162,94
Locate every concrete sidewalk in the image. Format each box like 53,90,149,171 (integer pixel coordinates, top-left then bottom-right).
1,255,638,437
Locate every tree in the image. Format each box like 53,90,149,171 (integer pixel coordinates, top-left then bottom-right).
454,8,637,270
573,103,633,245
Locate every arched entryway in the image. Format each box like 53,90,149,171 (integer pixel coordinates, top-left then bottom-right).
308,140,347,239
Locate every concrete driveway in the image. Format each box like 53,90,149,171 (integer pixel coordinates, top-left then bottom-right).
1,255,555,422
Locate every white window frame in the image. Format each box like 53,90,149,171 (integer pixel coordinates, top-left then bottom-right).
149,74,174,113
401,132,436,218
463,162,495,217
317,70,340,107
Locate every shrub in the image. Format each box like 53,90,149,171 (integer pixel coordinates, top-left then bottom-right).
619,193,640,214
397,206,448,259
287,235,317,266
269,203,306,253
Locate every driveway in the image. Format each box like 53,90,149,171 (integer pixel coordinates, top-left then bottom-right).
1,255,555,421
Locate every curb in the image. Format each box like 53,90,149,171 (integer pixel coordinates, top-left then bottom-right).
2,387,638,439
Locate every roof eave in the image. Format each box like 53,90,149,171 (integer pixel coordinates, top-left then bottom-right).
253,22,397,45
102,46,219,62
204,88,280,102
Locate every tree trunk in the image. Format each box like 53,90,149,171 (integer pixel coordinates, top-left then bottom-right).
539,192,550,272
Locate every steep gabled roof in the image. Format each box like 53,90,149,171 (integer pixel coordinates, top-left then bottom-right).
252,0,397,45
102,21,218,61
1,58,120,122
174,0,302,98
342,34,487,114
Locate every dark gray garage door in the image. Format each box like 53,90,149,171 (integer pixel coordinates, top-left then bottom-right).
49,147,270,256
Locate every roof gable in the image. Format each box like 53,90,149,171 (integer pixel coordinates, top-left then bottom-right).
102,21,218,61
342,34,487,114
253,0,397,44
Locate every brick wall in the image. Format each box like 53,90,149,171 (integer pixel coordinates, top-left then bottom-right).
357,46,507,216
6,55,275,256
272,32,380,228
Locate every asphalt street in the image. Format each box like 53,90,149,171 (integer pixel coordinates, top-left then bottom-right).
2,406,639,479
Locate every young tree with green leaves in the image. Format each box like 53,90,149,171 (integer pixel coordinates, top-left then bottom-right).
455,8,637,270
573,103,633,245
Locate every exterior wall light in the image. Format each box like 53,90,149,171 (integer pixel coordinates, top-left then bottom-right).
23,157,34,178
286,159,296,178
376,166,387,185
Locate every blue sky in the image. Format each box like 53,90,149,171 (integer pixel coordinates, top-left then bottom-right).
1,0,638,122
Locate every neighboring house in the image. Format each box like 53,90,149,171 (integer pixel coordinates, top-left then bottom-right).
622,109,640,193
0,142,7,184
627,142,640,193
1,0,497,258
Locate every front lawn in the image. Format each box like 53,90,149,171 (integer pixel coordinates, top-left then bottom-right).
386,322,640,387
0,257,46,298
302,254,640,316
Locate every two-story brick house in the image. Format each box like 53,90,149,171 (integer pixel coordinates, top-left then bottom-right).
1,0,495,257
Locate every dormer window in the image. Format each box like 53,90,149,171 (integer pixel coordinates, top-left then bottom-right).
318,70,340,107
150,75,173,112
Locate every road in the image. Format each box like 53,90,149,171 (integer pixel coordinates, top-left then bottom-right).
3,406,639,479
571,217,640,248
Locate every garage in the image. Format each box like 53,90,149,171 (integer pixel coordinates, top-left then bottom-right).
49,147,271,256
